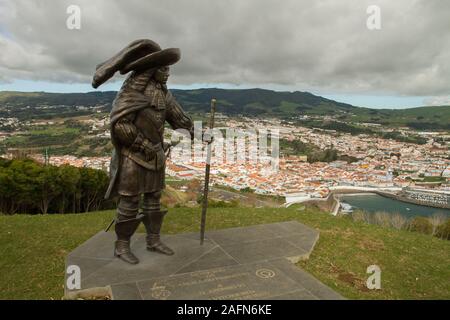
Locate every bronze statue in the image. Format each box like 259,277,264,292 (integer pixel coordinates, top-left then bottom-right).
92,39,205,264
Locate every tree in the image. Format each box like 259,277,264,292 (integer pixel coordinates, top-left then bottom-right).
55,165,80,213
0,157,110,214
80,167,108,212
37,165,61,214
8,159,42,214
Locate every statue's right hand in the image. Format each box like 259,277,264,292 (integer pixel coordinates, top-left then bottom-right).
140,139,156,161
142,146,157,161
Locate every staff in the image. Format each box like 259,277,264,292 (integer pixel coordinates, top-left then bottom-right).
200,98,216,245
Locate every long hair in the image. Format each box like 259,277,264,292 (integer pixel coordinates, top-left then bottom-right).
119,68,157,93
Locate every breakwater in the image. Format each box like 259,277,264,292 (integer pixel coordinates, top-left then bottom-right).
339,193,450,218
376,190,450,210
285,187,450,217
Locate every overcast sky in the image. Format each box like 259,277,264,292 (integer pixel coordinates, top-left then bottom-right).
0,0,449,108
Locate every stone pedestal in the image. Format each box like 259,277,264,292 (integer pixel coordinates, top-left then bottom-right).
65,221,343,300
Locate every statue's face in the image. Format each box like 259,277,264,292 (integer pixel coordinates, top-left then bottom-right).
154,66,170,84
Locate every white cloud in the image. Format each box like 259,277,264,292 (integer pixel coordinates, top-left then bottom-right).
423,96,450,106
0,0,449,96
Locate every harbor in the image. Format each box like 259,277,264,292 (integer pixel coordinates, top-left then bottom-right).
337,193,450,218
285,187,450,219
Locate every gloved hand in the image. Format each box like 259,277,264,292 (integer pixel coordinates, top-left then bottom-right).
141,140,159,161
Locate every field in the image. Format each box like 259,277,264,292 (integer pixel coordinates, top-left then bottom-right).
0,206,449,300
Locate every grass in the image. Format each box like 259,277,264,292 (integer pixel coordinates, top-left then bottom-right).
0,206,449,300
29,127,80,136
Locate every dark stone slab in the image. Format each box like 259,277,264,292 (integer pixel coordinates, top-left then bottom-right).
205,224,280,246
65,255,112,294
111,282,142,300
267,259,344,300
221,238,308,264
283,233,319,257
268,221,317,236
64,221,344,300
68,231,116,260
175,246,239,275
81,234,218,288
267,289,318,300
137,261,302,300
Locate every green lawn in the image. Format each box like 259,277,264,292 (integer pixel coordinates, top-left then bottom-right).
0,207,449,300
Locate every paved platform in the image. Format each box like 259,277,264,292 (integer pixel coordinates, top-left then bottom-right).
65,221,344,300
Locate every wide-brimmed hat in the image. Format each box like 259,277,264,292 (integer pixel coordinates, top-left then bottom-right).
92,39,180,88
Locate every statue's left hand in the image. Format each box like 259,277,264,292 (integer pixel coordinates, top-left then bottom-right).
202,131,214,144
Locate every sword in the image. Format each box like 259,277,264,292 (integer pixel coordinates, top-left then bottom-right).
105,217,115,232
200,98,216,245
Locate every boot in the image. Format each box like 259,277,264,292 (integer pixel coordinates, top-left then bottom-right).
114,214,144,264
142,209,174,255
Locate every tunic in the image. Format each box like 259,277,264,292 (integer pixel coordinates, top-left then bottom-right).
105,69,194,199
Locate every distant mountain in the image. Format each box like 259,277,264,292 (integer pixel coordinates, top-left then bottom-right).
0,88,355,114
0,91,116,107
0,89,449,129
171,88,357,115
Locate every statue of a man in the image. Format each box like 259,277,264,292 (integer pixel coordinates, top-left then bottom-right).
92,39,199,264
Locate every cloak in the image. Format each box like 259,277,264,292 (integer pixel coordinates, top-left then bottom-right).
105,89,151,199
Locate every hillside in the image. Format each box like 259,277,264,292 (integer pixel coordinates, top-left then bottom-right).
0,207,449,299
1,90,449,129
171,88,357,116
0,91,116,107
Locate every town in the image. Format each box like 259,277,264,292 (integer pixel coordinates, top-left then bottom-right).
1,111,448,206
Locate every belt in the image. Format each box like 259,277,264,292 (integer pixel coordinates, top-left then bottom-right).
121,143,165,171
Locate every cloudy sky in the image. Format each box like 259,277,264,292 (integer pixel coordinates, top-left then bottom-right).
0,0,449,108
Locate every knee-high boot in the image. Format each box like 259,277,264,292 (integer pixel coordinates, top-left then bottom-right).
114,195,143,264
144,210,174,255
141,193,174,255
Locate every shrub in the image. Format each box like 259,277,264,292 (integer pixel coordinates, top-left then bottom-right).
351,210,369,223
408,217,433,235
390,213,408,230
197,195,238,208
209,199,238,208
435,219,450,240
372,211,391,227
429,213,447,236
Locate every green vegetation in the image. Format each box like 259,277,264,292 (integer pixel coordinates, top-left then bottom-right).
350,210,449,240
381,131,427,145
313,121,374,135
0,158,111,214
297,120,428,145
345,105,450,130
1,120,113,157
280,138,338,163
2,90,449,129
436,220,450,240
417,176,446,183
0,91,447,158
408,216,433,235
0,91,115,110
211,184,284,207
4,129,79,148
0,206,449,299
196,194,239,208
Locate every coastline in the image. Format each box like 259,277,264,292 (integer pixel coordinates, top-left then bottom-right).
331,188,450,211
375,191,450,210
289,188,450,216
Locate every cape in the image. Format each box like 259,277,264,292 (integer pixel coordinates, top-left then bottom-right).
104,88,151,199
